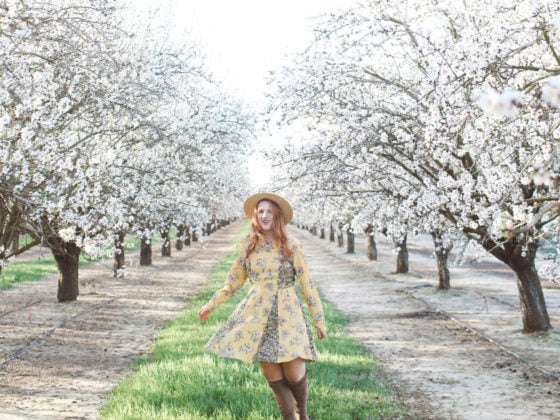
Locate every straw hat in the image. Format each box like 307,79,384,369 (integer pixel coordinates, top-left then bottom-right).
243,192,293,224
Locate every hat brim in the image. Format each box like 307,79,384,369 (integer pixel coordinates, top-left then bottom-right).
243,192,293,224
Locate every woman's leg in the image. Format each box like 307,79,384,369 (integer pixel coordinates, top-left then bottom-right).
259,361,284,382
282,359,309,420
260,362,297,420
280,358,306,382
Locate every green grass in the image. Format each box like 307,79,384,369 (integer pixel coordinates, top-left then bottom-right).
100,245,408,420
0,256,59,290
0,235,144,290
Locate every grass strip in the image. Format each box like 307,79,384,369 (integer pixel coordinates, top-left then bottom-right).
0,257,59,290
0,236,143,290
101,243,408,419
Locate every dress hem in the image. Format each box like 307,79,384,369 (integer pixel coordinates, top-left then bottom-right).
205,348,318,364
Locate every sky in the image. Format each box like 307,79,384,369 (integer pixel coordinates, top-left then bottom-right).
133,0,357,189
165,0,356,106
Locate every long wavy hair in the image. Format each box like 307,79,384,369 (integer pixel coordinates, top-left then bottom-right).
246,199,293,261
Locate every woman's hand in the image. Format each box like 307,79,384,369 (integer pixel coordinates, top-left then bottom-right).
198,306,211,321
316,328,326,340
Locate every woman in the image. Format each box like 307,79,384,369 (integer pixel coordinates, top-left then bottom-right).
198,192,327,420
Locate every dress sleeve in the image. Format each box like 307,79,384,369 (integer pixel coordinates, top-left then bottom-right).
204,247,248,312
292,240,326,333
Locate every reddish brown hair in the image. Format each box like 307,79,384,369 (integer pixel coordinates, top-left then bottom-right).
245,199,293,261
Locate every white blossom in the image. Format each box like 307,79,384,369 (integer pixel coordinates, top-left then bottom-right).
541,76,560,108
478,88,523,118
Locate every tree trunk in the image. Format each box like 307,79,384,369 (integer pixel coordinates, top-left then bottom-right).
367,235,377,261
337,231,344,247
337,224,344,248
395,235,409,274
184,229,191,246
330,225,335,242
346,228,355,254
431,230,450,290
52,239,81,302
161,229,171,257
175,225,185,251
365,224,377,261
320,228,325,239
480,235,551,332
113,231,126,278
140,236,152,266
514,263,551,332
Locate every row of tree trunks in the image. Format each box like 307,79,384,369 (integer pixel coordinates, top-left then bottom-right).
301,220,551,332
302,220,551,332
53,218,227,303
302,223,365,257
46,215,551,332
134,220,228,268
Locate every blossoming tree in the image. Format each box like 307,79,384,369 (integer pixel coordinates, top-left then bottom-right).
0,0,254,300
267,0,559,332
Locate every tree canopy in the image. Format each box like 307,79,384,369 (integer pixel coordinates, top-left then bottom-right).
0,0,255,266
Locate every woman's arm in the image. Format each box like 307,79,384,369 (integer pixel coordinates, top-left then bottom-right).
198,250,248,321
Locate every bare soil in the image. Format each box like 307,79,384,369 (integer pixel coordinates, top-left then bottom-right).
0,221,559,419
293,228,560,420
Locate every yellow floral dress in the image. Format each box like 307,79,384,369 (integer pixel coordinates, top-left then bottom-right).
204,236,326,363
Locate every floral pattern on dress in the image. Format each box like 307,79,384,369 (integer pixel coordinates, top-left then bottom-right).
204,236,326,363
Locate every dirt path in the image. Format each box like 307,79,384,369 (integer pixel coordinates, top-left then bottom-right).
1,222,559,419
290,227,560,419
0,221,243,419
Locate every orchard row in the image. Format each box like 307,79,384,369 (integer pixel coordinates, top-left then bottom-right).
0,1,255,300
265,0,560,332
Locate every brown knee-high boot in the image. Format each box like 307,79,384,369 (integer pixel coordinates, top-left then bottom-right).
287,373,308,420
268,378,297,420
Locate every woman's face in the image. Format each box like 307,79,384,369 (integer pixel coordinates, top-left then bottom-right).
256,200,275,233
